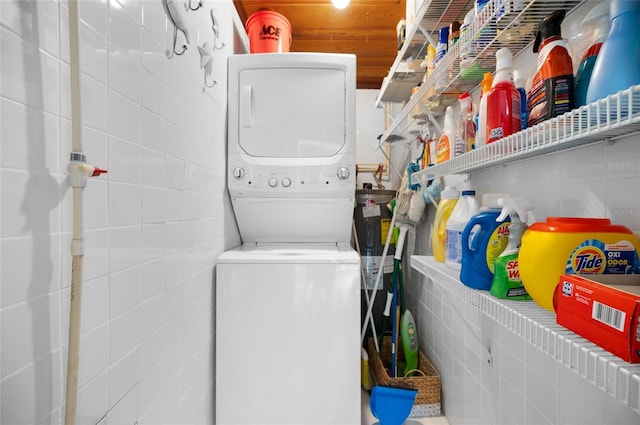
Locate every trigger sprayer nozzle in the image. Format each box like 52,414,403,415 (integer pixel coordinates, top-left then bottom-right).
496,198,534,224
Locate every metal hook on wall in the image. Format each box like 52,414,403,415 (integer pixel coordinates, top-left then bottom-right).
163,0,191,58
210,9,226,50
185,0,203,11
198,42,217,91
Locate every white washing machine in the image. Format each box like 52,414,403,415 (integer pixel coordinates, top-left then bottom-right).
216,53,360,424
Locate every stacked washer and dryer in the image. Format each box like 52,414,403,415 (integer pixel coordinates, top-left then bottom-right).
216,53,361,424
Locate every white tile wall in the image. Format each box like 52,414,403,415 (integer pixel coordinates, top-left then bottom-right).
0,0,240,423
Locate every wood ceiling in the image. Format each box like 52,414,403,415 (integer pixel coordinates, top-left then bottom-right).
233,0,406,90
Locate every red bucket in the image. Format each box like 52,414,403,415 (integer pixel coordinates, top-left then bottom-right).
246,10,292,53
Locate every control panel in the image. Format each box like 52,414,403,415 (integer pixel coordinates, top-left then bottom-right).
227,162,355,197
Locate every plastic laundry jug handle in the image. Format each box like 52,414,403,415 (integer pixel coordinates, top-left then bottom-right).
461,217,481,261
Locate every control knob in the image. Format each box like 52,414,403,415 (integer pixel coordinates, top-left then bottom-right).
268,177,278,187
337,167,350,180
282,177,292,187
232,167,245,180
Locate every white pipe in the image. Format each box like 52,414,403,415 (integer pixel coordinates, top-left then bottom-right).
65,2,84,424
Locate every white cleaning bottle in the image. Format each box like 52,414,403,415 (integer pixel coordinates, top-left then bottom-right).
445,190,479,270
436,106,456,164
475,72,493,148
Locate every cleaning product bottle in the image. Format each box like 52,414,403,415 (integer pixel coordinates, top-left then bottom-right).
586,0,640,104
485,47,521,144
527,10,575,127
490,198,534,300
513,69,527,130
475,72,493,148
458,92,475,152
445,190,479,271
435,26,450,90
432,186,459,263
400,309,418,376
574,2,610,107
460,193,511,290
436,106,456,164
423,44,438,109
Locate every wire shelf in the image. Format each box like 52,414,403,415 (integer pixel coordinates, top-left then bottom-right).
411,255,640,413
410,84,640,185
376,0,584,128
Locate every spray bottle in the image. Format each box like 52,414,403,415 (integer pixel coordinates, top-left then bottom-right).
574,2,610,107
475,72,493,148
527,10,574,127
489,198,534,300
485,47,521,143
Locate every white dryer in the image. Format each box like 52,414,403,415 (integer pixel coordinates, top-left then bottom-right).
217,53,360,425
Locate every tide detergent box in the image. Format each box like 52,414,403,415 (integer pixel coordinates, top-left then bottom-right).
556,274,640,363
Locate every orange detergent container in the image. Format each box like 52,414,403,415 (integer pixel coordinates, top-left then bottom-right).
519,217,640,312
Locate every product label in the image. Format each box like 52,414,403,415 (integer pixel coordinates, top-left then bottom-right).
380,218,392,245
485,222,510,272
436,135,451,163
565,239,640,275
486,87,521,143
527,42,574,127
446,229,462,264
362,255,395,290
504,258,521,282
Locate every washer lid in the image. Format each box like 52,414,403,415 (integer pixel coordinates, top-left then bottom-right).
217,243,360,264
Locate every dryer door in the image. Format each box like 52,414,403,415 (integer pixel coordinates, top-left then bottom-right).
236,65,347,158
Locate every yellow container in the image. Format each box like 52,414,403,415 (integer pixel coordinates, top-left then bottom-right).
432,187,459,262
519,217,640,312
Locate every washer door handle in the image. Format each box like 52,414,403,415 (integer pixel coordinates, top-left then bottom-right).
241,85,253,128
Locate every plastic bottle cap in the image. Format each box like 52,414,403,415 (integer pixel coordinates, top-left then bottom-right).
461,190,475,196
463,8,474,26
481,72,493,93
495,47,513,71
581,2,610,41
513,69,526,89
438,26,450,44
441,186,459,200
459,92,472,110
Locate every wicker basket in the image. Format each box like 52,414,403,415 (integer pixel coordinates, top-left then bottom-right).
367,337,441,417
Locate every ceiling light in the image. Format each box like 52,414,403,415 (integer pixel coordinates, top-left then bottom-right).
332,0,350,10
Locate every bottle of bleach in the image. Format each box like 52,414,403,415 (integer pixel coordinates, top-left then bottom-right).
490,198,534,300
445,190,479,271
460,194,511,290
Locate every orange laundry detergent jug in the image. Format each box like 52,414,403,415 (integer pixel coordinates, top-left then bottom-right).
519,217,640,312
